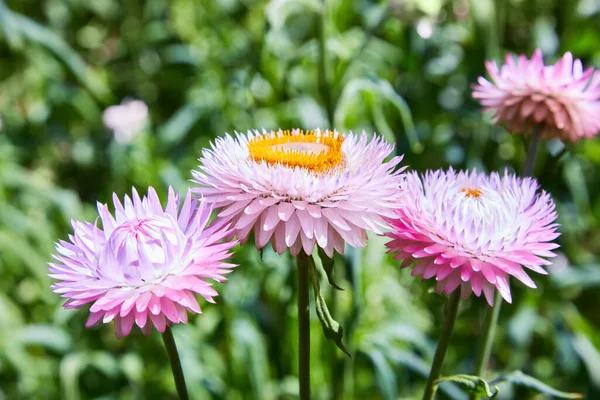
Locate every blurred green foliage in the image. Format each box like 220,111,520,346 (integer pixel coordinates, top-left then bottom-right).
1,0,600,399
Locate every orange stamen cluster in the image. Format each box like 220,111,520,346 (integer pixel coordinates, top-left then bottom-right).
248,129,345,173
461,187,483,198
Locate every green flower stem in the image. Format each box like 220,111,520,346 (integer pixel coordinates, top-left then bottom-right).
422,291,462,400
161,326,190,400
317,0,334,127
470,128,542,400
471,291,502,400
523,129,542,178
297,251,312,400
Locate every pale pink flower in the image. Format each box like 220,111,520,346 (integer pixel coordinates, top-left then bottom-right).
472,49,600,142
192,129,405,257
385,169,560,305
103,100,149,144
49,187,236,338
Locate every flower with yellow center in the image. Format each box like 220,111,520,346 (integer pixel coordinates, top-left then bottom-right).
248,129,345,173
192,129,406,257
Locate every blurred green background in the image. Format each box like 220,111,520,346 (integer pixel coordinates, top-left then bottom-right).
1,0,600,399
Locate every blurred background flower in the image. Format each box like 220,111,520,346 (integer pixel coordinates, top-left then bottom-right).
1,0,599,399
103,99,149,144
472,50,600,142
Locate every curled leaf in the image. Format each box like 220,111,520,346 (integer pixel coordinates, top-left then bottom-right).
307,255,351,357
492,371,583,399
435,375,499,398
316,248,343,290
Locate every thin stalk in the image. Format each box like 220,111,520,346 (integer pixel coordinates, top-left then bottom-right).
470,291,502,400
470,128,542,400
523,129,542,177
317,4,336,399
422,291,461,400
297,252,311,400
317,0,334,127
161,326,190,400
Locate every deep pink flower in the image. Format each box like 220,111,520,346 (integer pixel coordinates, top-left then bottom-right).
49,187,237,338
192,129,405,257
385,169,560,305
472,49,600,142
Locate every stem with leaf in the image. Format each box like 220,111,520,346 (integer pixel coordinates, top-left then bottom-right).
422,291,462,400
471,291,502,400
470,128,542,400
297,251,312,400
161,326,190,400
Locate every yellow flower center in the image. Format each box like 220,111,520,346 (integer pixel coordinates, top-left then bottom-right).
248,129,345,173
461,187,483,198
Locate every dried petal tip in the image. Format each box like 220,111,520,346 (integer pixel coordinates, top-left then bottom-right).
385,169,560,306
48,187,237,338
472,49,600,142
192,129,406,258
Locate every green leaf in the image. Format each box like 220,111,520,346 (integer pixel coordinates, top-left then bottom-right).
307,255,350,357
265,0,321,30
365,349,397,400
551,264,600,289
435,374,499,398
571,333,600,387
384,349,465,400
17,324,72,353
231,318,269,400
492,371,583,399
334,78,422,153
0,1,114,103
120,353,144,384
158,103,202,146
315,249,343,290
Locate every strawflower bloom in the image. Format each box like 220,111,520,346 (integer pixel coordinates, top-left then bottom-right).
192,129,405,257
385,169,560,305
103,99,149,144
472,49,600,142
49,187,236,338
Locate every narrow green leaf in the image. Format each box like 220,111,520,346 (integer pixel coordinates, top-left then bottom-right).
377,80,423,153
334,78,422,153
492,371,583,399
435,374,499,398
316,248,343,290
17,324,72,353
307,255,350,357
157,103,202,146
571,333,600,387
365,349,397,400
551,264,600,289
384,348,465,400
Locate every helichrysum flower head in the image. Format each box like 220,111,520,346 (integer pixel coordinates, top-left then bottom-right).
192,129,405,257
472,49,600,142
385,169,560,305
49,187,236,338
103,99,149,144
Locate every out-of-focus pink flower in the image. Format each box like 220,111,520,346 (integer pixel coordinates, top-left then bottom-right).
472,49,600,142
385,169,560,306
192,129,405,257
49,187,236,338
103,100,149,144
